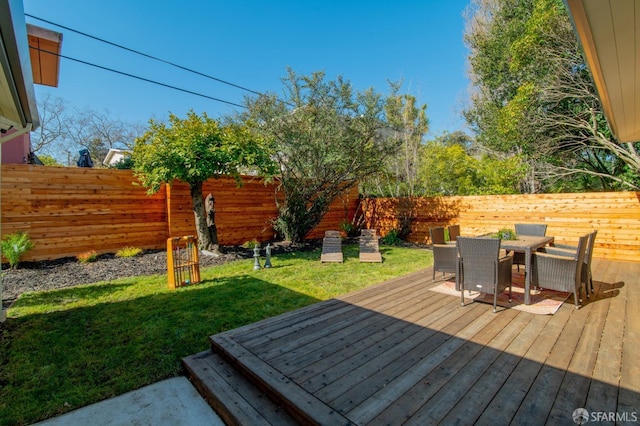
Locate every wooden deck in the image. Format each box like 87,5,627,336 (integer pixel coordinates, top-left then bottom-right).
183,258,640,425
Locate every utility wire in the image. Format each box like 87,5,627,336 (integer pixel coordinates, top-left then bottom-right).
26,13,265,97
30,45,247,109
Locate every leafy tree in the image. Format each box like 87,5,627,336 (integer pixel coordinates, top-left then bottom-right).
132,111,274,253
108,156,134,169
363,84,429,197
464,0,640,191
36,154,62,166
419,137,525,195
241,69,401,243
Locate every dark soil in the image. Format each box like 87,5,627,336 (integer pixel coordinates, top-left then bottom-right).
1,241,322,310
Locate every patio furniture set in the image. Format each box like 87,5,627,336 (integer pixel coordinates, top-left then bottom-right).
431,224,598,313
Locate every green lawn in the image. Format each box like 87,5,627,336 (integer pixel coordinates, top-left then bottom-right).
0,244,431,425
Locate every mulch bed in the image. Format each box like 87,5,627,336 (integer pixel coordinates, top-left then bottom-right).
1,241,322,310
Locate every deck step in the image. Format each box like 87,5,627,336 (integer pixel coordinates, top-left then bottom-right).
210,334,353,426
183,350,298,426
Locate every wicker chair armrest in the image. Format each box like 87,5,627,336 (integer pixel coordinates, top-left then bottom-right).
552,243,577,250
534,251,575,262
542,247,575,257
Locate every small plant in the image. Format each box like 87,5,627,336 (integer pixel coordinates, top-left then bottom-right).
381,228,403,246
77,250,98,263
116,246,142,258
242,239,260,249
1,231,34,269
339,220,360,238
495,228,517,240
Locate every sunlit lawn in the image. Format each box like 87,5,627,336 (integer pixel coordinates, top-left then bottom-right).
0,244,431,425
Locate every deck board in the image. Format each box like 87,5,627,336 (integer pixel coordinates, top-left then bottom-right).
186,258,639,425
619,261,640,417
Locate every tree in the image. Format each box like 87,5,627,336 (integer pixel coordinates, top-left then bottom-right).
30,94,68,157
419,135,525,195
241,69,401,243
132,111,274,253
37,154,62,166
67,108,144,166
32,96,144,167
464,0,640,191
363,84,429,197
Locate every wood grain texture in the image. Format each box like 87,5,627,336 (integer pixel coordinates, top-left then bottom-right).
361,193,640,262
1,165,359,261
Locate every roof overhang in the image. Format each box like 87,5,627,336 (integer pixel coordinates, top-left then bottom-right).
564,0,640,143
0,0,39,134
27,23,62,87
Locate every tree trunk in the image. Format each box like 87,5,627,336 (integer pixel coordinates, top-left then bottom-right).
190,182,221,254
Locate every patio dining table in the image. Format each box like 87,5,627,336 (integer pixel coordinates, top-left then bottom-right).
500,235,554,305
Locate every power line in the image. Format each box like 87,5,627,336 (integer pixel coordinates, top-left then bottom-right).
30,45,247,109
26,13,265,97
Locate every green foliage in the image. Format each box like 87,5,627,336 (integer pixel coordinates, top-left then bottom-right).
37,154,62,166
339,220,360,238
242,69,401,242
1,231,34,269
381,229,403,246
133,111,274,194
77,250,98,263
365,86,429,197
495,228,517,240
241,239,260,249
115,246,142,258
1,245,430,425
109,156,134,169
132,111,275,250
464,0,640,191
418,139,525,195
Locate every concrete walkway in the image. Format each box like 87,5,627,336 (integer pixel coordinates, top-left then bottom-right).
35,377,224,426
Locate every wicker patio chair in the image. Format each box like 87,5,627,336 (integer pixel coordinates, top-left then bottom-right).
320,230,343,263
432,243,458,282
544,230,598,298
532,234,588,309
359,229,382,263
430,227,446,245
448,224,461,242
513,223,548,271
456,237,513,313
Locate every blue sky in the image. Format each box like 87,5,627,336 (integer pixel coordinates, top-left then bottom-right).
24,0,472,137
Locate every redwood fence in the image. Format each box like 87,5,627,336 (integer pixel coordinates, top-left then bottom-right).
0,165,358,261
361,193,640,263
1,165,639,263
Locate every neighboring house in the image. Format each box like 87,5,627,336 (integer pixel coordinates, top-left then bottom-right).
103,148,129,167
0,10,62,164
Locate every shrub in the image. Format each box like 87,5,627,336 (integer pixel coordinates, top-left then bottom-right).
339,220,360,238
242,239,260,249
381,229,403,246
115,246,142,258
77,250,98,263
1,231,34,269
